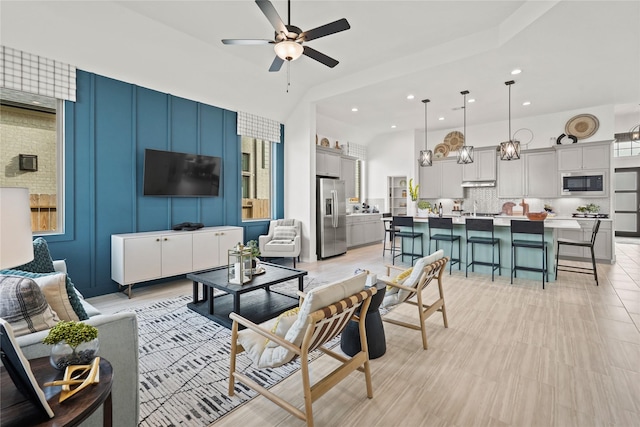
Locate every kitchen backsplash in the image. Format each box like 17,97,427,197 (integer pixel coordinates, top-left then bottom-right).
426,187,610,216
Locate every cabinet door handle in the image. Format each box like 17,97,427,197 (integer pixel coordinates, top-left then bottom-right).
220,232,224,235
156,238,160,242
164,238,168,241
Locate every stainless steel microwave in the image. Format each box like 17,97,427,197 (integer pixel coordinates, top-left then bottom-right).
560,171,606,196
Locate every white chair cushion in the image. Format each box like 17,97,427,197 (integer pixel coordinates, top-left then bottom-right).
382,250,444,308
237,272,367,368
264,240,296,253
273,225,297,241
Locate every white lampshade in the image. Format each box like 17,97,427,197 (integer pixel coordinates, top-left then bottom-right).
0,187,34,269
274,40,303,61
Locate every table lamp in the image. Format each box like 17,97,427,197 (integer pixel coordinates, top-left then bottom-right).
0,187,34,269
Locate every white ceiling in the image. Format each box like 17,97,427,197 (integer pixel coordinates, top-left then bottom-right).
1,1,639,139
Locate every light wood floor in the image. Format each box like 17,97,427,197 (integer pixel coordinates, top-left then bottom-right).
88,241,640,427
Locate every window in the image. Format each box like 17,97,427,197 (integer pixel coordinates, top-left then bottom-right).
0,89,63,234
241,136,272,220
614,139,640,157
355,159,363,202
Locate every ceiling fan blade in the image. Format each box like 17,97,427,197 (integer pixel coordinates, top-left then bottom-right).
300,18,350,42
255,0,287,35
269,56,284,72
303,46,339,68
222,39,273,45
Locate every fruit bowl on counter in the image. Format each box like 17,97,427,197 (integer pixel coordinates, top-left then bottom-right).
526,212,548,221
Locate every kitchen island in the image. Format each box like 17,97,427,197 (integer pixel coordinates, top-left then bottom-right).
386,216,582,281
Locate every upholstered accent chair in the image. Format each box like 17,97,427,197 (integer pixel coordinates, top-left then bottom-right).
379,250,449,350
228,272,376,427
258,219,302,267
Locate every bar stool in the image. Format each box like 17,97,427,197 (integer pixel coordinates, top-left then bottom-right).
382,213,400,256
555,219,601,286
465,218,501,281
428,217,461,274
391,216,423,265
510,219,548,289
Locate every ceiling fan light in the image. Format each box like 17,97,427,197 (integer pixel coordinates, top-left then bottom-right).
419,150,433,167
457,146,474,164
274,40,303,61
500,140,521,160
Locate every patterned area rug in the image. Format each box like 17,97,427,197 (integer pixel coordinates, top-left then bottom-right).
131,277,331,426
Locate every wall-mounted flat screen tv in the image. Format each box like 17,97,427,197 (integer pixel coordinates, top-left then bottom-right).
143,149,221,197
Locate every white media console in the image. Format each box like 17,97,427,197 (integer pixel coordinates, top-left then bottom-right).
111,226,243,297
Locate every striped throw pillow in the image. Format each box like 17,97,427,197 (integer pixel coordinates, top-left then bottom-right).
273,225,297,241
0,275,59,337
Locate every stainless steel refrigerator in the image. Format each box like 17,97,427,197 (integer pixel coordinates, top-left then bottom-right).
317,178,347,259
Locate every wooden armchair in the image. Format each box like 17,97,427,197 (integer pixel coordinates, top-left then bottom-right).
228,273,377,427
380,251,449,349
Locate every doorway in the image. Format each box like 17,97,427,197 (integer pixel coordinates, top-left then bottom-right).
614,167,640,237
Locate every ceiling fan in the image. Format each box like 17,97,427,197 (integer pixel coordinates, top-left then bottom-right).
222,0,350,72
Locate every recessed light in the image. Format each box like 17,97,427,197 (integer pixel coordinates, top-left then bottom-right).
438,117,445,121
391,125,397,128
32,101,41,105
406,94,415,100
351,107,358,112
522,101,531,106
511,69,522,75
468,98,476,103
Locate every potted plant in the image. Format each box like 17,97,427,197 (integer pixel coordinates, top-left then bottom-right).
246,240,260,269
417,200,431,217
43,321,99,370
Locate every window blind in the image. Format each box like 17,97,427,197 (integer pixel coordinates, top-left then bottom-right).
237,111,281,143
1,46,76,102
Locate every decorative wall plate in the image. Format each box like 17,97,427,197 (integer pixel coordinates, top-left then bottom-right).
444,131,464,150
433,143,450,158
320,137,330,147
565,114,599,139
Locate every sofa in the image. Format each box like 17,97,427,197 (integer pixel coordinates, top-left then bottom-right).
1,254,139,427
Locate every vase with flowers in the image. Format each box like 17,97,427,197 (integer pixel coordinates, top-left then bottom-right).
246,240,261,272
43,321,99,370
408,178,419,216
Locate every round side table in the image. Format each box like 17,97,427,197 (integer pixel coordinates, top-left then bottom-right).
1,357,113,427
340,282,386,359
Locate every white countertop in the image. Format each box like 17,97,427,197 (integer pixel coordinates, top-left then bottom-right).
383,215,581,229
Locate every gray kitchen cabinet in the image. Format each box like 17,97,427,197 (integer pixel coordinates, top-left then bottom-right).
346,214,383,248
462,148,497,181
557,141,611,171
419,158,463,199
497,155,524,198
497,148,556,198
341,156,357,199
525,149,557,198
316,146,341,177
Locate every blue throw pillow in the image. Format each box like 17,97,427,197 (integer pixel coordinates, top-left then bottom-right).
15,237,55,273
0,269,89,321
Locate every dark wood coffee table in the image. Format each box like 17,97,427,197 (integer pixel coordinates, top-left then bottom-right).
187,262,308,328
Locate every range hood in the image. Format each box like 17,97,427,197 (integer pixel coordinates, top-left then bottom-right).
461,180,496,188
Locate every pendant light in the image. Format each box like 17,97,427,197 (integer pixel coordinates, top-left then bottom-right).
419,99,433,167
457,90,474,164
500,80,521,160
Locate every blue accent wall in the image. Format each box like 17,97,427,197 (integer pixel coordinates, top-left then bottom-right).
43,70,280,297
